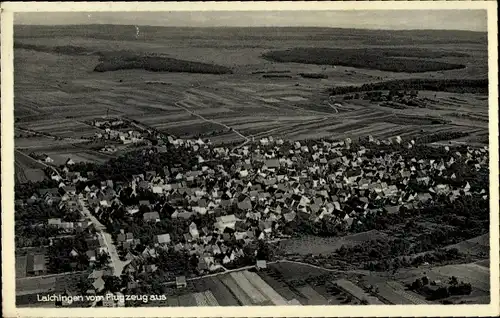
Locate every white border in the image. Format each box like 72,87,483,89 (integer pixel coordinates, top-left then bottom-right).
0,1,498,12
1,1,499,317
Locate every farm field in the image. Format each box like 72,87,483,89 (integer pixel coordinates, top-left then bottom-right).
445,233,490,257
16,271,91,307
15,150,49,184
14,26,488,165
430,263,490,292
277,230,389,256
145,266,379,307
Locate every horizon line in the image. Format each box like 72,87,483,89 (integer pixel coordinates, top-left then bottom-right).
13,23,488,33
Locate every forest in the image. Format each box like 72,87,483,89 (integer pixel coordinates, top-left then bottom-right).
328,78,488,95
299,73,329,79
94,55,233,74
300,193,489,272
262,47,467,73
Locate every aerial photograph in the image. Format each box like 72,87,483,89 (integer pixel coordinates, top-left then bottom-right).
13,9,490,307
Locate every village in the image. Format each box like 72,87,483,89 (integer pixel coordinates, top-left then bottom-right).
14,120,489,307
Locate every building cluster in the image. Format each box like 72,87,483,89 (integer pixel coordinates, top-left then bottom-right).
16,129,489,303
63,133,489,277
90,118,147,145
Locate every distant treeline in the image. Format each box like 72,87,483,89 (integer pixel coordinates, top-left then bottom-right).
14,42,93,55
262,74,293,79
299,73,328,79
252,70,291,74
262,47,468,73
15,41,233,75
329,79,488,95
415,131,470,144
15,25,487,46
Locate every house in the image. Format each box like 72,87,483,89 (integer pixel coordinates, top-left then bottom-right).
117,233,127,244
197,257,209,272
283,211,296,222
417,193,433,203
385,205,399,214
237,198,252,211
143,212,160,223
145,264,158,273
264,159,280,169
39,188,60,197
145,170,157,180
64,186,77,195
125,232,134,241
157,233,171,245
86,250,97,262
92,277,105,292
189,222,199,239
125,252,137,262
69,249,79,257
26,254,47,276
142,247,158,258
152,186,163,194
216,214,238,231
48,218,62,226
176,276,187,288
256,260,267,269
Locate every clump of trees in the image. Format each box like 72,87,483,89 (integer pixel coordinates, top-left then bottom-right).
408,275,472,301
46,232,94,273
262,74,292,79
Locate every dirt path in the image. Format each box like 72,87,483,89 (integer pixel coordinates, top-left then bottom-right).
175,97,249,141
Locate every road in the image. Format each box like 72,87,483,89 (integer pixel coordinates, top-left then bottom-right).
160,258,370,287
78,199,129,277
15,149,61,178
327,101,339,113
275,259,371,276
16,126,90,143
175,97,249,142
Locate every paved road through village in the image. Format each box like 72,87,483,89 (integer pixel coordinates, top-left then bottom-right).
78,198,129,277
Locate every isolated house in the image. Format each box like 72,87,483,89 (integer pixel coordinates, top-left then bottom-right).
92,277,105,292
256,260,267,269
176,276,187,289
26,254,47,276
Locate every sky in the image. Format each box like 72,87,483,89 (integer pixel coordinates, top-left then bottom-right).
15,10,487,32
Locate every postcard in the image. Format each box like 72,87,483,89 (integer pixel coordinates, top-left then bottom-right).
1,1,498,317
